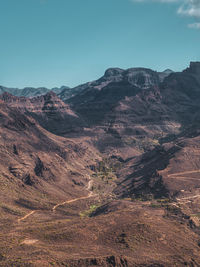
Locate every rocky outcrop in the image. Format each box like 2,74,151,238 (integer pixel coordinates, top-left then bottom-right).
65,255,128,267
62,62,200,156
0,91,84,135
0,99,99,205
58,67,173,102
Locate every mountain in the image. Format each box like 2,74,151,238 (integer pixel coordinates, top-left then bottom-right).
0,91,84,135
0,99,97,197
158,69,174,81
58,67,173,102
63,61,200,200
51,85,70,94
0,67,173,101
63,63,199,155
2,62,200,192
0,85,71,98
2,62,200,266
0,86,49,97
2,62,200,198
114,127,200,199
1,97,200,266
58,86,87,101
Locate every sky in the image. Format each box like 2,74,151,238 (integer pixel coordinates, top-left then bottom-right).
0,0,200,89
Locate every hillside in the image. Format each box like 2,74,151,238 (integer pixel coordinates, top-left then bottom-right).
1,62,200,266
0,91,84,135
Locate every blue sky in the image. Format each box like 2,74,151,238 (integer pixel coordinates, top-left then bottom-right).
0,0,200,88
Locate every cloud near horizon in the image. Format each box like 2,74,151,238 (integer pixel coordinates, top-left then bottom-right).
188,22,200,28
131,0,200,29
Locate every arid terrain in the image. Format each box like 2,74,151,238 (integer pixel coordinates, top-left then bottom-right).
1,62,200,266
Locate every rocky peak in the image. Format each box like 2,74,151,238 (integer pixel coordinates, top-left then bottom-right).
104,68,124,78
43,91,57,100
124,68,160,89
0,91,76,115
158,69,174,82
98,67,162,90
183,61,200,84
62,66,174,102
52,86,70,94
0,92,20,102
188,61,200,74
163,69,174,75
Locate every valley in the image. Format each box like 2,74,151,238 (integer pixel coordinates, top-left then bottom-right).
1,62,200,266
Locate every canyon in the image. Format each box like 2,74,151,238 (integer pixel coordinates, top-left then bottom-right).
1,62,200,266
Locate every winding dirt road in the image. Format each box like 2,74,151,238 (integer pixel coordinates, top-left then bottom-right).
168,170,200,177
18,178,96,222
52,192,95,212
18,169,200,221
18,211,36,223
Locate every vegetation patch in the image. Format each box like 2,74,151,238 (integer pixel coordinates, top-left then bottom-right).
149,198,171,208
80,205,100,218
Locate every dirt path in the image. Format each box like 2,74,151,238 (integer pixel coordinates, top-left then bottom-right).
18,211,36,223
168,170,200,177
167,170,200,202
168,176,200,181
18,178,96,221
177,194,200,201
52,179,96,212
52,193,95,211
21,239,38,245
167,170,200,185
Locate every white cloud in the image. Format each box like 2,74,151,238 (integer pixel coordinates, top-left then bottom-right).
188,22,200,28
178,0,200,17
131,0,200,28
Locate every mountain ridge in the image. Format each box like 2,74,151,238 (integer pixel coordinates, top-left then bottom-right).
0,85,70,98
0,66,174,100
1,61,200,266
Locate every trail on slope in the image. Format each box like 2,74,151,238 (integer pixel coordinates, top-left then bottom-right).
168,170,200,177
52,192,95,211
18,170,200,221
167,169,200,202
167,170,200,182
168,176,200,181
52,178,96,211
18,211,36,223
177,194,200,201
21,239,38,245
18,178,96,222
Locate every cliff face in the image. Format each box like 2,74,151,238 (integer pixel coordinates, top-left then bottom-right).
0,91,84,135
0,99,100,217
0,91,75,114
60,63,199,156
59,67,173,102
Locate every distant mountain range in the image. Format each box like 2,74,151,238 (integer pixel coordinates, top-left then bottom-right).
0,68,174,100
0,67,175,137
0,85,69,98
